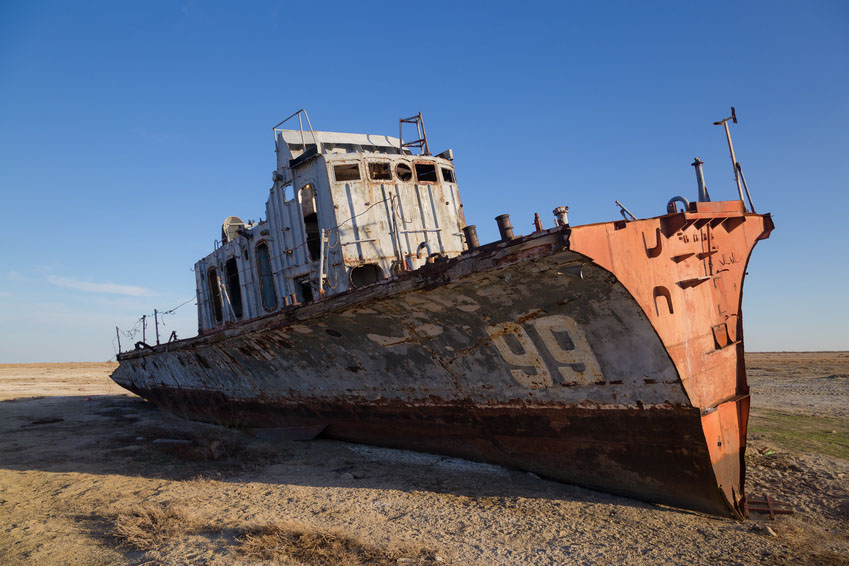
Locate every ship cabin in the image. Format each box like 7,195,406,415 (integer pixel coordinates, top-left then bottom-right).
193,118,467,334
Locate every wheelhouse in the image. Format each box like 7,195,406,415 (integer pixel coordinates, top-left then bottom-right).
194,112,467,333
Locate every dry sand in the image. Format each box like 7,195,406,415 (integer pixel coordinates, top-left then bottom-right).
0,353,847,565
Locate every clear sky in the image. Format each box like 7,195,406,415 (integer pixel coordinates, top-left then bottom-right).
1,1,847,362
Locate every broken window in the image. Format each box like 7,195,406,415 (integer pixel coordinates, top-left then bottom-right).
350,264,384,288
297,280,314,303
224,257,244,319
300,184,321,261
441,167,455,183
255,242,277,311
280,182,292,202
368,162,392,180
334,163,361,182
396,163,413,182
304,214,321,260
415,162,438,183
207,267,223,324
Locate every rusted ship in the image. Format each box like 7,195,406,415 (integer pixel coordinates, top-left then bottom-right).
112,108,773,518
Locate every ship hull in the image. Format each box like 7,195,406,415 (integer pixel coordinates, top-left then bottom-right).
113,204,773,518
121,381,731,515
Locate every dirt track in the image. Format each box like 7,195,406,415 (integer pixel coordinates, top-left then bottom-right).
0,353,847,565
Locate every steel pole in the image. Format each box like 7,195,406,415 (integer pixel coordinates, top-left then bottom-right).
722,121,745,203
318,228,326,297
154,309,160,345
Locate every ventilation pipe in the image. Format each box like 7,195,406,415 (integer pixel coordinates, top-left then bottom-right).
462,225,480,250
495,214,514,241
692,157,711,202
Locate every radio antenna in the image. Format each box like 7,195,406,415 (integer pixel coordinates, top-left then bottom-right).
713,107,745,207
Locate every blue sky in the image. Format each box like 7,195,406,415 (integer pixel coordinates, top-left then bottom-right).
1,1,847,362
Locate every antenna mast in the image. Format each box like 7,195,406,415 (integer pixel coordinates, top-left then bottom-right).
712,107,745,206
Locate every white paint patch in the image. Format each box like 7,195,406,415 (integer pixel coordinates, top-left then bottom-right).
486,313,604,388
411,323,443,339
352,308,378,314
367,332,410,346
476,287,501,297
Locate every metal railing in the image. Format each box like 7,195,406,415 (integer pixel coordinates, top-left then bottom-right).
272,108,320,153
114,297,195,355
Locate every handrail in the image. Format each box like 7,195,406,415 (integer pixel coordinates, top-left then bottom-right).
272,108,320,153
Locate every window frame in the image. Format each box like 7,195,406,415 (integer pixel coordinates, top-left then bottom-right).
224,257,244,319
367,161,393,181
333,162,362,183
413,161,439,184
440,166,456,183
255,240,278,311
207,267,223,324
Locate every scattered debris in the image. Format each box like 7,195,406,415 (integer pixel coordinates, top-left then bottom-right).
746,495,794,520
764,525,778,537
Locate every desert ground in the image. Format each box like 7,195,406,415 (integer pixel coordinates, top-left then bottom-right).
0,353,846,565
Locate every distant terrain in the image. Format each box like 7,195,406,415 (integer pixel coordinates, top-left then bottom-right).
0,353,846,565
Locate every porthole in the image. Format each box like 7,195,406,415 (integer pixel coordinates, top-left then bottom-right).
396,163,413,182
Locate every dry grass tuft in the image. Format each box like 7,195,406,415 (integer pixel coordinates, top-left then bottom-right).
112,503,195,550
141,421,286,469
236,523,435,566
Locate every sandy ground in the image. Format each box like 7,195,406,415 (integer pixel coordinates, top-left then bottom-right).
0,354,847,565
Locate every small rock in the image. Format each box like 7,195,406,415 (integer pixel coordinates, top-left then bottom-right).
340,472,355,481
527,472,540,479
764,525,778,537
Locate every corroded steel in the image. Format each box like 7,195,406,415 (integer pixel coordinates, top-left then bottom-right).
113,112,773,518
